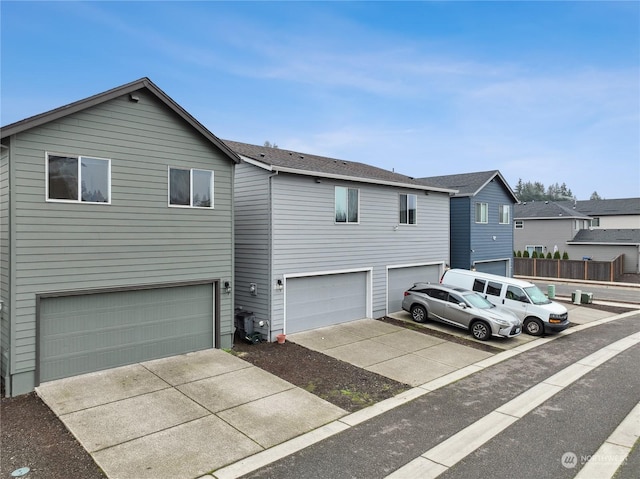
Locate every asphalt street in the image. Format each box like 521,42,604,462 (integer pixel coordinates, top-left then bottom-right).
239,313,640,479
531,279,639,304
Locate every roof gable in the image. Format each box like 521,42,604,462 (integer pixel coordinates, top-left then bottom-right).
224,140,457,193
1,77,240,164
417,170,518,202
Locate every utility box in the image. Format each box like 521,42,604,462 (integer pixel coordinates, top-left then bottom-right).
547,285,556,299
234,310,261,343
571,291,593,304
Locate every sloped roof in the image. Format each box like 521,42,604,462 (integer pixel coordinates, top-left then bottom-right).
558,198,640,216
569,229,640,245
223,140,457,193
514,201,591,219
416,170,519,202
1,77,240,164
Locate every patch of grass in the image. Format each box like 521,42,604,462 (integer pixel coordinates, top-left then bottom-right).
305,382,316,393
325,388,374,407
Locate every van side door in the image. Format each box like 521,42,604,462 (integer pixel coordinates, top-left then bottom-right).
484,280,503,307
503,285,530,320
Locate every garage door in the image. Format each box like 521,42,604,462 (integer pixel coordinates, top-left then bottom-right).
474,261,509,276
39,283,214,383
286,272,367,334
388,265,440,313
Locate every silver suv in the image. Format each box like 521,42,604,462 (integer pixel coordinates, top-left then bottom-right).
401,283,522,341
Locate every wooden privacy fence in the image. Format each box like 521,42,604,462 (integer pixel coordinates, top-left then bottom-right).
514,255,624,282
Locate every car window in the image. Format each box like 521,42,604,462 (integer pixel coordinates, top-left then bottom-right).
447,293,464,304
464,293,493,309
486,281,502,297
506,286,528,303
472,279,485,293
425,288,448,301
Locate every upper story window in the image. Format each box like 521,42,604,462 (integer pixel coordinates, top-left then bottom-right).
475,202,488,223
335,186,359,223
399,193,417,224
47,153,110,204
499,205,510,224
591,217,600,227
515,220,524,229
169,167,214,208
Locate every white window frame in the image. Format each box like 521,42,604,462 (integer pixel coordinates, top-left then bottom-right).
475,202,488,224
499,204,510,224
168,167,214,209
515,220,524,229
335,186,359,224
590,217,600,227
526,245,544,255
399,193,417,225
45,152,111,204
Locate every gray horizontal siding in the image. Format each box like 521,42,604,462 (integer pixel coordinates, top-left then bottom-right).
270,174,450,328
9,90,235,376
1,147,10,387
234,163,270,325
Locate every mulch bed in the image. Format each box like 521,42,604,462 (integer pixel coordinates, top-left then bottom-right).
1,299,636,479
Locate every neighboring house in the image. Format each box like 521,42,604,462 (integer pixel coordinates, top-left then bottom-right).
226,140,456,339
1,78,239,396
514,199,640,273
513,201,591,257
559,198,640,229
567,229,640,273
417,171,518,276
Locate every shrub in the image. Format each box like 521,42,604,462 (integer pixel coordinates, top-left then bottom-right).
516,250,522,257
546,252,552,259
523,250,530,258
531,251,538,258
562,251,569,260
553,251,561,259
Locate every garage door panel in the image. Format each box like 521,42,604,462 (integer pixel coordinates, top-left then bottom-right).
475,261,508,276
40,284,214,383
286,272,367,334
388,265,440,313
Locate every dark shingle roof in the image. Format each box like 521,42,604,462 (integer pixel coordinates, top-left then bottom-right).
514,201,591,219
1,77,240,164
224,140,457,193
416,170,518,202
569,229,640,245
558,198,640,216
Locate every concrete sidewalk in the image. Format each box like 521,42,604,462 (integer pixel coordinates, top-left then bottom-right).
35,304,627,479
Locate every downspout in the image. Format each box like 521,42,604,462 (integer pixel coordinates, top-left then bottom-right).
267,170,278,341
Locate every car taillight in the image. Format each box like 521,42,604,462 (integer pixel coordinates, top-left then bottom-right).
404,291,411,296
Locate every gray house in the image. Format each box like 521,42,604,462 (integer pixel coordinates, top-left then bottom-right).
514,199,640,273
418,171,518,276
1,78,239,396
226,141,456,339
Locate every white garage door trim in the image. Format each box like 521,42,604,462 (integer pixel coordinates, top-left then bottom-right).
283,268,372,334
36,280,218,385
386,262,444,315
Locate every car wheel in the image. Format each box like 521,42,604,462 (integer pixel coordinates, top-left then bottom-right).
524,318,544,336
410,305,428,323
471,320,491,341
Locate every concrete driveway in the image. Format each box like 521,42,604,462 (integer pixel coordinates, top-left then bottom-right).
36,349,345,479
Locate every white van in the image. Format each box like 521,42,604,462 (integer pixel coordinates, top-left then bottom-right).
440,269,569,336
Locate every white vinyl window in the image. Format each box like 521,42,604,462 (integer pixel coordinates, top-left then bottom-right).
46,153,111,203
399,193,417,224
169,167,214,208
475,202,488,223
526,245,544,255
499,205,510,224
335,186,359,223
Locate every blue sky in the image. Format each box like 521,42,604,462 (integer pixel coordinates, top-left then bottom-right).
2,1,638,200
